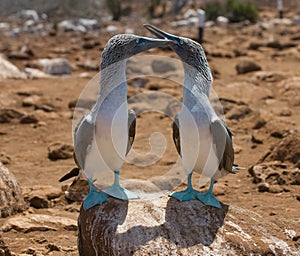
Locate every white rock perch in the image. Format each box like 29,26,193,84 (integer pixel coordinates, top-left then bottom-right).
78,196,299,255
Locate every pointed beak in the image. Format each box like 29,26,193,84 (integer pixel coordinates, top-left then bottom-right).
131,36,174,55
144,24,180,43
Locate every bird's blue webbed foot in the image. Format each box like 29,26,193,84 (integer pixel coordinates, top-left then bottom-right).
102,171,139,200
170,173,201,201
170,188,199,201
83,179,109,210
196,180,221,208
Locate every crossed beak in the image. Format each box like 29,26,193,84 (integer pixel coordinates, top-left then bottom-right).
131,36,174,55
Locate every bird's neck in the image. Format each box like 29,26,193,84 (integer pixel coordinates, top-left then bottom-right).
182,65,210,102
181,63,215,119
99,60,127,104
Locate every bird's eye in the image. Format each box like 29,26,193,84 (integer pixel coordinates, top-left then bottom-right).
136,38,140,44
179,39,184,45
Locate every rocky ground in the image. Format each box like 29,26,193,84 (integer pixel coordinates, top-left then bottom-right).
0,5,299,256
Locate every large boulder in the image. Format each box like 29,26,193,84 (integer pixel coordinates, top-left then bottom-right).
0,162,26,218
78,196,299,255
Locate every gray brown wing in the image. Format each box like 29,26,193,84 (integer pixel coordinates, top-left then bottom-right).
126,109,136,155
210,119,234,172
172,114,181,157
73,117,94,169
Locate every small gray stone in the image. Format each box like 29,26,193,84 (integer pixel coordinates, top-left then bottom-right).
236,61,262,74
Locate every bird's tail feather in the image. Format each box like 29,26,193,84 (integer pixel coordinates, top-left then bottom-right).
59,167,80,182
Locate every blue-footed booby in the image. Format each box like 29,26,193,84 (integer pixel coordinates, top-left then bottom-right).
144,24,240,208
74,34,173,210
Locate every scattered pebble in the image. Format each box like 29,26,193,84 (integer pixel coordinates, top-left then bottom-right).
252,118,266,129
0,108,25,123
279,109,292,117
0,152,11,165
48,142,73,161
258,182,270,192
46,243,60,252
22,95,41,107
236,61,262,74
226,105,252,120
251,131,264,144
20,114,39,124
24,247,36,255
28,196,50,209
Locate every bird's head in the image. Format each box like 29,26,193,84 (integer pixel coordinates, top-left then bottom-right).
100,34,173,69
144,24,212,82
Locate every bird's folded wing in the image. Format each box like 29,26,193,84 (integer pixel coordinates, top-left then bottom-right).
172,114,181,157
210,119,234,172
126,109,136,155
74,117,95,169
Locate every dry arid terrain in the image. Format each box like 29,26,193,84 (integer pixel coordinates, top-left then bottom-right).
0,2,299,255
